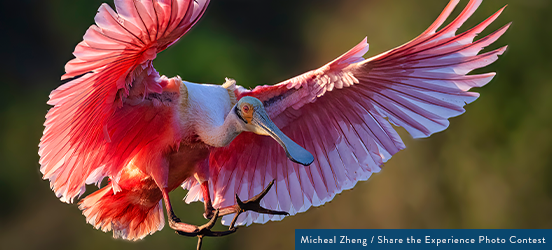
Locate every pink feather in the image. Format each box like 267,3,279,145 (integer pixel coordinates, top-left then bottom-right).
207,0,509,226
40,0,209,203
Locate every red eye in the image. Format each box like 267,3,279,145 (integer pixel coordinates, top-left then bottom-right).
243,105,250,113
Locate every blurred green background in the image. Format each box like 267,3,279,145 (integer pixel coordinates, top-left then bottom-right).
0,0,550,249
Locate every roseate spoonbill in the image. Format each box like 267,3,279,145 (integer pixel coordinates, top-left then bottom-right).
39,0,509,247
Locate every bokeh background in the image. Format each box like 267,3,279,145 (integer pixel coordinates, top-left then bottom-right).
1,0,551,249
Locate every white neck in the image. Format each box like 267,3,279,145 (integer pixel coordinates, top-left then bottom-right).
197,111,243,147
181,81,242,147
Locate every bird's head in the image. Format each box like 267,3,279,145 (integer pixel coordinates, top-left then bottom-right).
234,96,314,166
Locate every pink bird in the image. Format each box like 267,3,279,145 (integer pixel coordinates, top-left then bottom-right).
39,0,508,247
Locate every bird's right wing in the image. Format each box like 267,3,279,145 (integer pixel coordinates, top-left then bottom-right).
40,0,209,203
197,0,509,226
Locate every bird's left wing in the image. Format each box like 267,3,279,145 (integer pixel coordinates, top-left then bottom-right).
185,0,509,226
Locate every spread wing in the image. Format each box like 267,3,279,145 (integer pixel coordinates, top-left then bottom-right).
183,0,509,226
39,0,209,203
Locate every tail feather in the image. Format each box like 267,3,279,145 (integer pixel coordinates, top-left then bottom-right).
79,185,165,241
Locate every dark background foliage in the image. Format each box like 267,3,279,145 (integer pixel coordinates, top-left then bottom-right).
0,0,550,249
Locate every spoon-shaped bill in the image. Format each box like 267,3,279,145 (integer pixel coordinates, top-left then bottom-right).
253,111,314,166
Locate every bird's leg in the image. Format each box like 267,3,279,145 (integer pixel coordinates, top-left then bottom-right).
201,180,288,230
161,189,236,239
200,182,216,220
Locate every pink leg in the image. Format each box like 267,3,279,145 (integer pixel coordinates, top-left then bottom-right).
162,189,200,233
200,182,216,219
161,188,235,237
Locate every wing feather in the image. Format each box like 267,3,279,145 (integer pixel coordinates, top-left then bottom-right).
40,0,209,202
198,0,509,226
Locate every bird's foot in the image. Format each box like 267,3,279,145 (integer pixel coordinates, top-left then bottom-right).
227,180,289,230
174,210,237,250
175,209,236,237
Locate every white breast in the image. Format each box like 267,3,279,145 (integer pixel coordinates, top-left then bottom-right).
179,81,233,139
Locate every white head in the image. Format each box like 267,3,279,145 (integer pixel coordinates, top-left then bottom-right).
232,96,314,166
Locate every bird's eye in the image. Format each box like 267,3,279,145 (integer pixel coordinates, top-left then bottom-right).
242,105,250,113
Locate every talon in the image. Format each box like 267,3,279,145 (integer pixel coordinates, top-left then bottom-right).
235,194,245,209
229,180,289,230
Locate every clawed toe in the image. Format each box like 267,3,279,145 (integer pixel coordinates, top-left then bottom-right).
229,180,289,229
180,180,287,250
